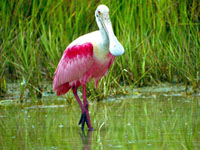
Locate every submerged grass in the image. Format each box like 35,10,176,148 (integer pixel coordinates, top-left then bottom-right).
0,0,199,99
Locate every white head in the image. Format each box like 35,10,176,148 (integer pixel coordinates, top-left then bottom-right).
95,5,124,56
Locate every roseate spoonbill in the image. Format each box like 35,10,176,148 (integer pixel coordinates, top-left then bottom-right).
53,4,124,131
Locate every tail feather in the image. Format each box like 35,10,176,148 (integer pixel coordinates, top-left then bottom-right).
55,82,71,96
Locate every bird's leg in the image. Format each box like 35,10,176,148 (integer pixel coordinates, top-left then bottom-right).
72,86,92,131
82,84,93,131
72,86,85,113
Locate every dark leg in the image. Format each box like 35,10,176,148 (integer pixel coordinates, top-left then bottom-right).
82,85,93,131
72,85,92,131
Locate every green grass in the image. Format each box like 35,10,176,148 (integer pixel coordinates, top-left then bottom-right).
0,0,199,99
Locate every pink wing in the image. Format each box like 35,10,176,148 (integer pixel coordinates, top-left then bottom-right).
53,42,94,95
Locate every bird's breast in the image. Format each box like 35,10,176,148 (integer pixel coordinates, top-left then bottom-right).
92,39,109,61
88,51,114,79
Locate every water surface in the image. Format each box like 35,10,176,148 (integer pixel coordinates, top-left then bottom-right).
0,85,200,149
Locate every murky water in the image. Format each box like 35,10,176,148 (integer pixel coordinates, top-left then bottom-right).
0,84,200,149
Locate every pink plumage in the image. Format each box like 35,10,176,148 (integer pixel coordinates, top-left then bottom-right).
53,42,115,96
53,4,124,131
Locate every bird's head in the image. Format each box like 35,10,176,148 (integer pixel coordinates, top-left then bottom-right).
95,5,124,56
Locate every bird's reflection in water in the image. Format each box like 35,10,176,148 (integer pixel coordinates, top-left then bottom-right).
79,131,92,150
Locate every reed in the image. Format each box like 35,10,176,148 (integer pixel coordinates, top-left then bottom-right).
0,0,199,99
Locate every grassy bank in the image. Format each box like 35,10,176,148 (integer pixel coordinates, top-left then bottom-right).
0,0,199,99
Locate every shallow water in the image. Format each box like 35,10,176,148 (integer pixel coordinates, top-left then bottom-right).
0,84,200,149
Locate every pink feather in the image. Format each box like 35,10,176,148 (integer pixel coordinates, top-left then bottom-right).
53,42,115,96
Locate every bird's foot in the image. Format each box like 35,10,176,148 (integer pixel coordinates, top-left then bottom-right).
79,112,93,131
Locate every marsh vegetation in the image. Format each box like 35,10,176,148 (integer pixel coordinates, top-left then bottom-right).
0,1,200,149
0,0,199,99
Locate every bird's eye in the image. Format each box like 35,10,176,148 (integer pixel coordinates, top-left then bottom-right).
98,11,101,15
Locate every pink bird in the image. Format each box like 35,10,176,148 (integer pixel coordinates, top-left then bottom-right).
53,4,124,131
